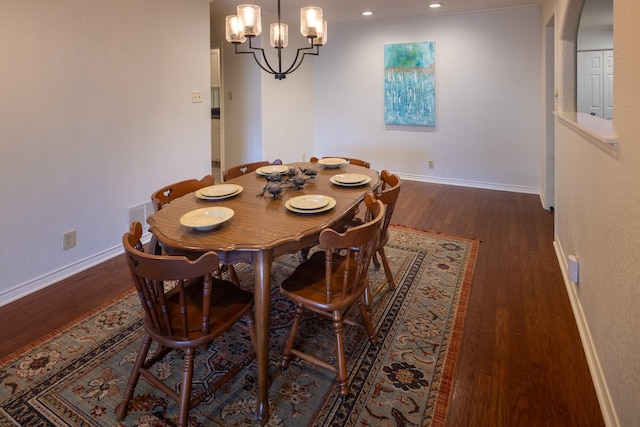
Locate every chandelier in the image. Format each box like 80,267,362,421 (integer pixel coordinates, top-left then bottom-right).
225,0,327,80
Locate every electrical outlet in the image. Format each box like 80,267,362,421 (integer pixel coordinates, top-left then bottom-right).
63,230,76,250
191,91,203,103
428,160,435,169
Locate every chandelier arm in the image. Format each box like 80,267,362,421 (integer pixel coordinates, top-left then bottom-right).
248,36,280,75
282,44,320,75
234,40,278,75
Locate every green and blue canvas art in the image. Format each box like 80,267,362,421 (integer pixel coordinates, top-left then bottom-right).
384,42,435,126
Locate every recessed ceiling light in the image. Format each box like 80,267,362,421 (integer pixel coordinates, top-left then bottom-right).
362,10,374,16
429,2,443,8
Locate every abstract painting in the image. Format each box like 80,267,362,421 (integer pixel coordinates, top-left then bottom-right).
384,42,435,126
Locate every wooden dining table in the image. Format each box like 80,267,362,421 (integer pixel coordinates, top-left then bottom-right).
146,161,380,425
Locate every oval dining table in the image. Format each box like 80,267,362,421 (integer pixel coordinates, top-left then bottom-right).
146,161,380,425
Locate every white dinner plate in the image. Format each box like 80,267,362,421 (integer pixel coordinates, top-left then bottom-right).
195,184,243,200
255,165,290,175
288,194,330,210
330,174,372,187
285,195,336,214
317,157,348,168
179,207,234,230
333,173,367,184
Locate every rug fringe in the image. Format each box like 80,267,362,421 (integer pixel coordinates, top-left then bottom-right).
391,224,482,245
412,225,479,426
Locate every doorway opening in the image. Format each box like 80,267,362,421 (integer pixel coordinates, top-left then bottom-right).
543,17,555,211
211,46,222,182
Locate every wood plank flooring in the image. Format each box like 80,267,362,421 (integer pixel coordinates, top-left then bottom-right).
0,181,604,426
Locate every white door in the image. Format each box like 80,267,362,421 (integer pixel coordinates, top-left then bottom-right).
577,50,613,119
210,49,220,87
577,51,603,117
603,50,613,119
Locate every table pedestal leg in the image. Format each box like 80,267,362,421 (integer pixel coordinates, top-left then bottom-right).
254,250,272,425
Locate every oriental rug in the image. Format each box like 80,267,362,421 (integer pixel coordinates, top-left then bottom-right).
0,226,478,427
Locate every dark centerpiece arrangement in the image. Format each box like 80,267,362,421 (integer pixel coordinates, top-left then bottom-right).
257,167,317,198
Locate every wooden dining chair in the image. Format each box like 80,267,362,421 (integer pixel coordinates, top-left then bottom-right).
116,222,256,427
368,170,402,300
279,194,385,397
150,175,239,285
149,175,214,256
310,156,371,168
298,156,371,262
222,159,283,181
151,174,214,213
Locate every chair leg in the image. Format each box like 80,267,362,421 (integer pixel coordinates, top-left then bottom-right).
378,247,395,290
363,285,371,314
115,334,152,420
147,344,172,367
177,348,196,427
372,251,381,269
243,313,256,351
370,248,396,304
149,235,163,256
228,264,240,286
219,263,240,286
280,303,303,369
358,301,378,345
332,311,349,397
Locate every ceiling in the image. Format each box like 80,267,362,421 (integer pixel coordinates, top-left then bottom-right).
211,0,541,26
211,0,612,35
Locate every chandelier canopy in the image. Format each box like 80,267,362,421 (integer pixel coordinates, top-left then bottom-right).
225,0,327,80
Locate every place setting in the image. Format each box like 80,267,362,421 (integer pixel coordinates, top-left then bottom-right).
316,157,348,168
329,173,372,187
179,206,235,231
195,183,243,200
285,194,336,214
255,164,291,175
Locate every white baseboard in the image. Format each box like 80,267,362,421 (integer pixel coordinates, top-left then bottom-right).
396,173,541,195
553,237,619,427
0,233,151,308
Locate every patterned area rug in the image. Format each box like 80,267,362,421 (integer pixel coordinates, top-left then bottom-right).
0,226,478,427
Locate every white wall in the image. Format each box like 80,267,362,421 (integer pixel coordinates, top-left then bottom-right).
210,7,315,168
313,6,542,193
0,0,212,303
578,27,613,50
551,0,640,425
261,29,316,164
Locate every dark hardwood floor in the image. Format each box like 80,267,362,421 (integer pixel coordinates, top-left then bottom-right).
0,181,604,426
